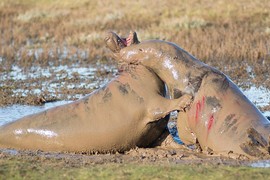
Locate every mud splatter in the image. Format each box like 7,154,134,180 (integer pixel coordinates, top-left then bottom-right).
118,83,130,95
173,88,182,98
102,88,112,103
240,128,269,157
206,96,221,109
219,114,238,134
211,73,230,92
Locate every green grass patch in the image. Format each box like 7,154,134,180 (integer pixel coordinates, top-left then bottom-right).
1,158,270,179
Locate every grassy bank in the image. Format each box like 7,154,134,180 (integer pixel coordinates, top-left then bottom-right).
1,158,270,179
0,0,269,86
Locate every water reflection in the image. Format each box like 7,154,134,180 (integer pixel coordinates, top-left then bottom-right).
0,101,71,126
250,160,270,168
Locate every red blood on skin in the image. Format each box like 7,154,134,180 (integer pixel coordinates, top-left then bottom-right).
207,114,214,131
195,96,205,123
205,114,215,141
202,96,205,108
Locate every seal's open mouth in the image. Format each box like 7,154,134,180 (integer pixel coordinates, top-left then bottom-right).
116,32,134,47
126,33,133,46
104,31,139,53
119,37,127,47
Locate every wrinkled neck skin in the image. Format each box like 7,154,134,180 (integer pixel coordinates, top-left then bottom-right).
118,40,214,98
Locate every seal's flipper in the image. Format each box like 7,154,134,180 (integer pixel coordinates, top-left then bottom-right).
177,111,197,145
147,94,193,122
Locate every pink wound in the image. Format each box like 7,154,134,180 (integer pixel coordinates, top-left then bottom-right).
207,114,214,131
195,96,205,123
202,96,205,108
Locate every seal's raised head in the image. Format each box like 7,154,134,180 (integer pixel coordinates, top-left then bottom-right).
105,31,140,53
105,31,126,53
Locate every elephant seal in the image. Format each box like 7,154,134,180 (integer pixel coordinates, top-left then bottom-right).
0,33,191,153
114,32,270,158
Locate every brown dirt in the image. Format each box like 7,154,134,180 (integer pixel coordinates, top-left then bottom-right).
0,145,253,167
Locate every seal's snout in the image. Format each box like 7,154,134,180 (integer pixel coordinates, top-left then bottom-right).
104,31,113,43
104,31,119,53
104,35,110,43
104,31,127,53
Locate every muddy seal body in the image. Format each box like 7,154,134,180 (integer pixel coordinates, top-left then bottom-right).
118,39,270,158
0,33,191,153
0,66,190,153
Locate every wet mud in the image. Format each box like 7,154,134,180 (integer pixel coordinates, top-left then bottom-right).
0,145,252,167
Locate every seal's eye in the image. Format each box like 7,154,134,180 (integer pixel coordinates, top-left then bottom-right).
117,39,122,46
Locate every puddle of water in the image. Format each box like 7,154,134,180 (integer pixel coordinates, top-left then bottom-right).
0,100,72,126
1,149,19,156
0,64,118,99
0,64,117,81
241,86,270,107
250,160,270,168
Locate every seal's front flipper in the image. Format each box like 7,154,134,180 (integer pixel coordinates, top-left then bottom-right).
177,111,197,145
147,94,193,121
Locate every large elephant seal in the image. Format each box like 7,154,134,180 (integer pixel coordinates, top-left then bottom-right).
114,32,270,158
0,33,191,153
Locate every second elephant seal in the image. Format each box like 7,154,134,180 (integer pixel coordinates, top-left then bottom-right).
115,32,270,158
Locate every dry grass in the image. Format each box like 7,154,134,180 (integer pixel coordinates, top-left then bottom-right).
0,0,270,87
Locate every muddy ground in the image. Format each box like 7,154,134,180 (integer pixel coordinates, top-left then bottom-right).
0,146,253,167
0,49,270,168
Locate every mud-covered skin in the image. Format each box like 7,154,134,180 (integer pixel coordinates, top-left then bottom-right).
117,37,270,158
0,65,191,153
0,32,191,153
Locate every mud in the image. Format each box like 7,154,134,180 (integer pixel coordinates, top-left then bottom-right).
0,146,252,167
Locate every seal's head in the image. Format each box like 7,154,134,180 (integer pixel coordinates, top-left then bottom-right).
105,31,140,71
105,31,127,53
105,31,140,53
